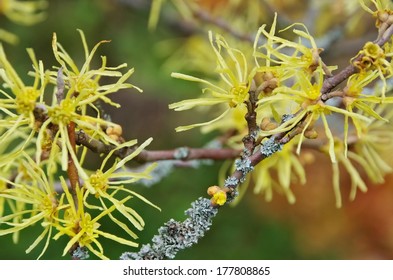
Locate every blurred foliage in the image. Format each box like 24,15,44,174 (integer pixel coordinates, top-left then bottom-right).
1,0,393,260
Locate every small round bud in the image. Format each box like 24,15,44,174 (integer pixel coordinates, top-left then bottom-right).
304,129,318,139
265,122,278,131
106,124,123,137
106,126,114,135
262,71,274,80
377,11,389,23
260,117,271,130
207,186,221,196
109,134,119,141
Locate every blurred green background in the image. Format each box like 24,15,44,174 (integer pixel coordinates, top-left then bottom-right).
1,0,393,260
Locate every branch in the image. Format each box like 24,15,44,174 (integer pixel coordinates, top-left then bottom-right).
321,23,393,95
116,3,393,261
242,90,259,156
120,197,218,260
220,17,393,198
55,69,83,259
75,130,241,162
66,122,80,193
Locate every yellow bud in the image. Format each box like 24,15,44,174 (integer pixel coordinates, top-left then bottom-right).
260,117,272,130
363,42,383,59
106,126,113,134
106,124,123,136
109,134,119,141
211,190,227,206
262,71,274,80
304,129,318,139
112,124,123,136
377,11,389,23
207,185,221,196
265,122,278,131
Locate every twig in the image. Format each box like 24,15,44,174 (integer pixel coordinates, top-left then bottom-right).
55,67,64,102
54,69,83,259
242,90,259,156
321,23,393,95
120,197,218,260
75,130,240,162
66,122,80,193
221,15,393,198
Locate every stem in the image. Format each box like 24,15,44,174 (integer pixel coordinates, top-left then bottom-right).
75,130,240,162
66,122,80,194
222,24,393,195
67,122,83,259
242,90,259,155
321,22,393,95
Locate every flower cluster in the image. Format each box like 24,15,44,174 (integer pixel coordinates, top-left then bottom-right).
0,30,158,259
169,1,393,207
169,31,257,132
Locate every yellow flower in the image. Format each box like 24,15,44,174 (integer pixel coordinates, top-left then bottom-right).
201,104,248,135
258,66,371,163
207,186,227,206
360,0,393,27
0,153,63,259
50,30,141,112
352,41,393,97
212,191,227,206
353,106,393,182
342,72,393,155
35,30,142,172
81,137,160,238
326,104,393,207
54,179,141,260
324,140,368,208
254,13,336,78
169,31,258,132
0,44,46,123
0,44,45,155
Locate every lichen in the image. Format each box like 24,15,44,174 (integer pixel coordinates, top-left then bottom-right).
234,158,253,174
260,137,283,157
120,197,218,260
173,147,190,160
72,246,90,260
224,176,239,187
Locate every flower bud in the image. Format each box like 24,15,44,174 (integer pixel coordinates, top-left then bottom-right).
260,117,277,131
207,185,221,196
304,129,318,139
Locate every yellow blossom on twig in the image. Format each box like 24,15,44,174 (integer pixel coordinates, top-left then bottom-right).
170,31,258,132
0,153,64,259
81,137,159,238
54,179,141,260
